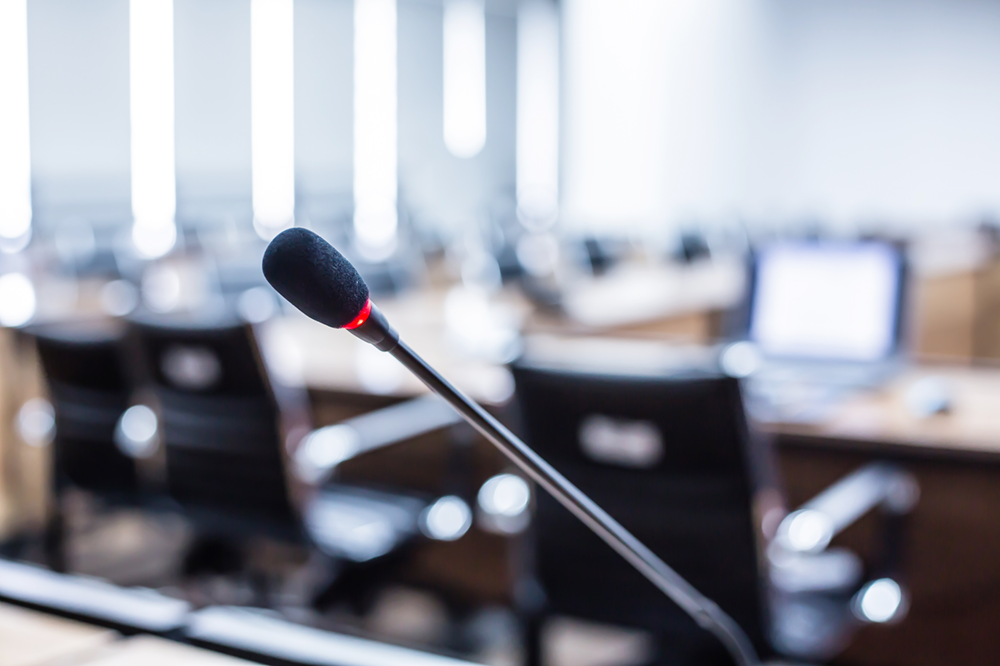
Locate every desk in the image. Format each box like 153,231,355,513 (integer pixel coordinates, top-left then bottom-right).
263,261,740,409
0,330,46,538
0,601,113,666
0,602,256,666
762,364,1000,461
266,313,515,407
766,365,1000,666
78,636,255,666
0,598,480,666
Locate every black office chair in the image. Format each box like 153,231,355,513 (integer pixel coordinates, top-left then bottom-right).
509,344,917,665
27,320,141,571
31,321,137,496
126,311,305,582
126,310,453,604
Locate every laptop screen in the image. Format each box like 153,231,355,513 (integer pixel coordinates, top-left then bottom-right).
748,241,903,362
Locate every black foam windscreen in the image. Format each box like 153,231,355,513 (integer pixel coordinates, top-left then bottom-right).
262,228,370,328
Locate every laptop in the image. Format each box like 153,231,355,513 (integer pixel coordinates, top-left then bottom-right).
737,240,907,421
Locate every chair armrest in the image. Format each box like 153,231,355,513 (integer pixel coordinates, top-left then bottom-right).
775,462,919,554
293,395,462,483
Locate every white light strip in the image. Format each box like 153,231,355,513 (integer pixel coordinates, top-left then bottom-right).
130,0,177,258
353,0,398,257
516,0,559,227
0,0,33,250
251,0,295,239
443,0,486,159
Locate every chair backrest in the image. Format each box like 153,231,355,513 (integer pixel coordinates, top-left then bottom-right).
127,312,296,533
511,345,769,659
30,320,138,497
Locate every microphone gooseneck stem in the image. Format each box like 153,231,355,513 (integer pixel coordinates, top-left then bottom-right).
387,339,760,666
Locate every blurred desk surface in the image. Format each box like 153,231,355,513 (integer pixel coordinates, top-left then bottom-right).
769,367,1000,666
77,636,255,666
0,601,113,666
268,266,737,408
266,296,518,407
761,364,1000,460
0,602,393,666
278,296,1000,460
0,602,248,666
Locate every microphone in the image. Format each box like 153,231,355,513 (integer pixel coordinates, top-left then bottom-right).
263,228,759,666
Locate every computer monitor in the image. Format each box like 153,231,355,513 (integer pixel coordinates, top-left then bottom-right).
748,241,904,362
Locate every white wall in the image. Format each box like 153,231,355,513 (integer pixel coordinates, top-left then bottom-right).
28,0,132,222
174,0,252,218
294,0,354,219
769,0,1000,229
399,0,516,234
562,0,1000,235
24,0,517,233
34,0,1000,238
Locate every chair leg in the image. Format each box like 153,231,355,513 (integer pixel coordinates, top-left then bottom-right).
310,562,342,612
248,570,272,608
523,614,544,666
312,551,405,615
43,500,66,573
182,535,244,576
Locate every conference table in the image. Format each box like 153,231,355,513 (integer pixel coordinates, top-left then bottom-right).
0,602,247,666
0,553,490,666
759,362,1000,666
274,298,1000,462
0,601,113,666
748,361,1000,666
0,600,489,666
